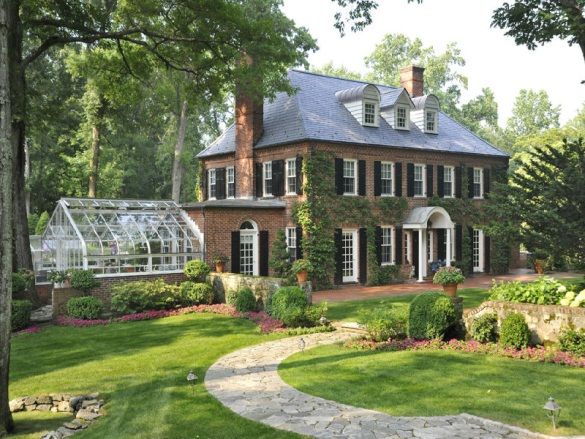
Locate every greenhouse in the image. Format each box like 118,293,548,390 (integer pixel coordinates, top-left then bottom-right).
38,198,203,277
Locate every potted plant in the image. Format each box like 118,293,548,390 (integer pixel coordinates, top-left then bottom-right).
291,258,313,283
432,266,465,297
212,255,229,273
531,250,548,275
48,270,70,288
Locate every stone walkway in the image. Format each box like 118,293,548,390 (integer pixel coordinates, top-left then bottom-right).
205,331,583,439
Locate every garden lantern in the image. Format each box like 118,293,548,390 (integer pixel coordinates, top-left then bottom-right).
319,316,328,326
187,370,198,395
298,337,306,353
543,397,561,429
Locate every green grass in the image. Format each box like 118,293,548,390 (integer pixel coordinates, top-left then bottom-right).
325,288,490,322
9,313,302,439
280,344,585,436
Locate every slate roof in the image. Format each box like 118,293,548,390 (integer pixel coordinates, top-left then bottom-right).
183,199,286,209
197,70,508,158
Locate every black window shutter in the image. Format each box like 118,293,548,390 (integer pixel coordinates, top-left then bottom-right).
484,168,491,197
296,155,303,195
255,162,263,198
437,165,444,198
334,229,343,284
359,228,368,284
437,229,446,260
395,226,403,264
231,231,240,273
259,230,269,276
375,226,382,266
455,224,463,262
201,168,208,201
406,163,415,197
358,160,366,196
455,166,462,198
335,158,344,195
296,226,303,260
468,167,475,198
272,159,285,196
426,165,433,197
468,226,474,273
216,168,226,200
394,162,402,197
484,234,491,274
373,161,381,196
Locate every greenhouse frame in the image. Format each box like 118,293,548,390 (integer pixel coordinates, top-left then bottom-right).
38,198,203,277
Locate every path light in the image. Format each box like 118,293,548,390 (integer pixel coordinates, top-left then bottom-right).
543,397,561,430
187,370,198,395
298,337,306,353
319,316,328,326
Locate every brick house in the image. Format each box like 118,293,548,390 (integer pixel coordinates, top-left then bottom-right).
184,66,509,284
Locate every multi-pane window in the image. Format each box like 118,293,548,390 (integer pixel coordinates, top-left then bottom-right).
226,167,235,198
473,168,483,198
286,159,296,194
443,166,454,198
414,164,425,197
381,227,393,265
263,162,273,196
396,106,407,129
240,234,254,275
364,101,377,125
208,169,216,199
286,227,297,262
381,162,393,196
426,110,437,132
473,229,484,272
343,159,356,195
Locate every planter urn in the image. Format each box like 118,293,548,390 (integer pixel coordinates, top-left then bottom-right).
215,262,225,273
442,283,458,297
534,259,545,275
296,270,308,284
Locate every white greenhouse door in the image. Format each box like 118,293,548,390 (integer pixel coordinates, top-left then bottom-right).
473,229,484,272
342,230,358,283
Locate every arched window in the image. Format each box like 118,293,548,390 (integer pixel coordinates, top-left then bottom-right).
239,220,258,275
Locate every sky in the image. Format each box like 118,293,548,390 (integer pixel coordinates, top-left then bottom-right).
282,0,584,126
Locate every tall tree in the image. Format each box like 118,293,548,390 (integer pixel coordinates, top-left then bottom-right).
506,89,561,137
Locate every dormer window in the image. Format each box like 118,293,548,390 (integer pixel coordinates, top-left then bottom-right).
396,105,409,129
335,83,380,128
426,110,437,133
363,100,378,126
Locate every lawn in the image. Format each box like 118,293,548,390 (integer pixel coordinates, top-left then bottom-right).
279,344,585,436
325,288,490,322
9,313,301,439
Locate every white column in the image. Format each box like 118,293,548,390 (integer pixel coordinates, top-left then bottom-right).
418,228,425,282
446,228,452,266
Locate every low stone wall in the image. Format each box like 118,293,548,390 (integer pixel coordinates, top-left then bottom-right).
464,300,585,344
208,273,285,306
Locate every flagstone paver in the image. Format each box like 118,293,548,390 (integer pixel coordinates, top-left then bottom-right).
205,331,585,439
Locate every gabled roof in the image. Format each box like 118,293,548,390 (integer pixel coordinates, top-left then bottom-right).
197,70,508,158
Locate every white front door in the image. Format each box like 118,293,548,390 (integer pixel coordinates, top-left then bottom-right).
342,230,358,283
472,229,484,272
240,232,258,276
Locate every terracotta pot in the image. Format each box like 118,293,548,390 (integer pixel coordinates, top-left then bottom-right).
534,260,545,275
215,262,225,273
296,270,308,283
442,283,458,297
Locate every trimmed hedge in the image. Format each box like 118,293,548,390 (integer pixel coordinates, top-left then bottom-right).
407,292,457,340
111,279,181,314
235,288,257,312
183,260,211,282
12,300,32,331
70,270,99,292
359,306,407,342
470,312,499,343
67,296,103,320
179,282,214,305
267,286,324,328
559,328,585,358
500,313,531,349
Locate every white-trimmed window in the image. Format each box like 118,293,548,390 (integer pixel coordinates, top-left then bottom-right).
443,166,454,198
343,159,357,195
263,161,273,197
286,158,297,195
226,167,235,198
425,110,438,133
396,105,409,129
363,100,378,126
286,227,297,262
381,226,394,265
208,169,216,199
473,167,483,198
414,164,425,197
381,162,393,196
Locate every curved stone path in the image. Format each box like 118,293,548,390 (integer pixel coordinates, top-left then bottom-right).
205,331,582,439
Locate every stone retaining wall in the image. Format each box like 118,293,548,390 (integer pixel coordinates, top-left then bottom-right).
464,300,585,344
208,272,285,306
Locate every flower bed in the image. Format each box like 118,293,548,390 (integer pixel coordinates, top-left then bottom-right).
345,337,585,368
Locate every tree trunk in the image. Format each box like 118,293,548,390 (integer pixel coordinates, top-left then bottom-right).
0,0,15,434
88,121,101,198
171,100,188,203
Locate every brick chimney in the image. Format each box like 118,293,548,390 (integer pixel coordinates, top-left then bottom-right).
400,65,425,97
235,55,263,199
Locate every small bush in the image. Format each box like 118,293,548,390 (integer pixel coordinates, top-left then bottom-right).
12,271,34,295
235,287,257,312
180,282,214,305
408,292,457,340
267,286,324,327
226,289,238,306
375,265,401,285
432,266,465,286
470,312,498,343
183,260,211,281
111,279,182,314
489,277,566,305
70,270,99,292
558,328,585,357
500,313,531,349
12,300,32,331
66,296,103,320
359,306,408,342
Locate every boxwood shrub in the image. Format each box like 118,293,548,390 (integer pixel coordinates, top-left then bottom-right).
179,281,214,305
111,279,182,314
235,287,257,312
183,260,211,282
267,286,324,327
359,306,408,342
70,269,99,292
470,312,498,343
12,300,32,331
499,313,531,349
408,292,457,340
66,296,103,320
226,289,238,306
558,328,585,357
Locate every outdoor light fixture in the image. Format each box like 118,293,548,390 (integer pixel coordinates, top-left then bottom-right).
319,316,328,326
187,370,198,395
543,396,561,430
298,337,306,353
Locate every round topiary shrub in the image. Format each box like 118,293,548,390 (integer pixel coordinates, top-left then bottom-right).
235,287,257,312
500,312,531,349
558,328,585,357
180,281,214,305
408,292,457,340
470,312,499,343
66,296,103,320
268,286,308,327
11,300,32,331
183,260,211,282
